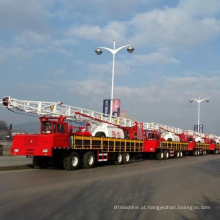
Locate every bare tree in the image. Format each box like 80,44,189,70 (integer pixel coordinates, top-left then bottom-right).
0,120,8,130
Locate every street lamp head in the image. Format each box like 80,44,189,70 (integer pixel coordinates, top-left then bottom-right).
206,99,210,102
189,99,193,103
95,48,102,55
127,46,134,53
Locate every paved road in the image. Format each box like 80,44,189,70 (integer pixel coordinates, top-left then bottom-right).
0,155,220,220
0,156,32,170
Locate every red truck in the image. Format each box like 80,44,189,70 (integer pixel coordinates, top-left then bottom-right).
2,96,220,170
11,115,218,170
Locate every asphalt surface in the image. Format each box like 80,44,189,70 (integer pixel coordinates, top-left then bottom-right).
0,156,33,171
0,154,220,220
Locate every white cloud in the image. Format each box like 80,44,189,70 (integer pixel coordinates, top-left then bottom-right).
178,0,220,16
69,79,108,96
17,82,50,90
16,66,23,71
16,76,217,104
87,61,131,76
1,0,220,135
65,0,220,53
129,53,180,65
0,47,32,61
129,6,220,50
0,0,52,33
68,25,102,40
11,30,76,57
51,38,78,48
56,0,154,21
14,31,51,46
0,51,6,62
54,69,66,75
6,74,220,134
165,76,220,91
67,23,127,44
87,63,112,75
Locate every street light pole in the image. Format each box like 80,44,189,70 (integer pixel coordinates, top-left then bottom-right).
95,40,134,116
189,96,210,132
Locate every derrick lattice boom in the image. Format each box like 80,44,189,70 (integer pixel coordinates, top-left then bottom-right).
2,96,135,127
143,122,183,134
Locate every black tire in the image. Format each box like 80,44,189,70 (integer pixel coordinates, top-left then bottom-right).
192,150,197,156
63,152,81,171
143,153,151,159
156,151,163,160
95,132,106,137
83,151,95,169
53,159,64,169
163,150,169,160
0,145,3,156
33,156,48,169
114,153,123,165
122,153,130,164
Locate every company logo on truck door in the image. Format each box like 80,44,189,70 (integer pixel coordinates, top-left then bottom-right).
112,131,121,138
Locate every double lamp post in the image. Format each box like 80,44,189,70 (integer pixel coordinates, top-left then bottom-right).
189,97,210,132
95,40,134,116
95,40,209,133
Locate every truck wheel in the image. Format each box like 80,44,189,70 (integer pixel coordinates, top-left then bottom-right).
83,151,95,169
95,132,106,137
192,150,196,156
156,151,163,160
54,159,64,169
33,156,47,169
176,151,180,158
0,145,3,156
179,151,183,158
114,153,123,165
163,150,169,160
63,152,80,170
122,153,130,164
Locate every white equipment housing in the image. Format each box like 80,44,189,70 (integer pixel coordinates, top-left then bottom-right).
161,132,180,142
194,136,205,143
88,123,125,138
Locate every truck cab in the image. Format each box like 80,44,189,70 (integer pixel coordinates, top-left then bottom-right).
40,116,68,135
11,116,70,157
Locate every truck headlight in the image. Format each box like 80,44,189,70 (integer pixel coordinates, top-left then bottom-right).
42,149,49,153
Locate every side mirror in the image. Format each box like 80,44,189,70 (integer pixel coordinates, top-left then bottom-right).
69,125,73,133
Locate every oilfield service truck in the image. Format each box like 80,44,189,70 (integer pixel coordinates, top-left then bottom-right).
1,96,220,171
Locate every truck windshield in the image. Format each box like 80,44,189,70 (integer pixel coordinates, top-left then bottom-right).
42,122,52,134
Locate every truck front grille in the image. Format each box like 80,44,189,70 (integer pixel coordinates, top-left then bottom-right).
26,148,34,155
24,136,39,148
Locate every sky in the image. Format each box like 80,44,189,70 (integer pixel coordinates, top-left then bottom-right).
1,0,220,135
